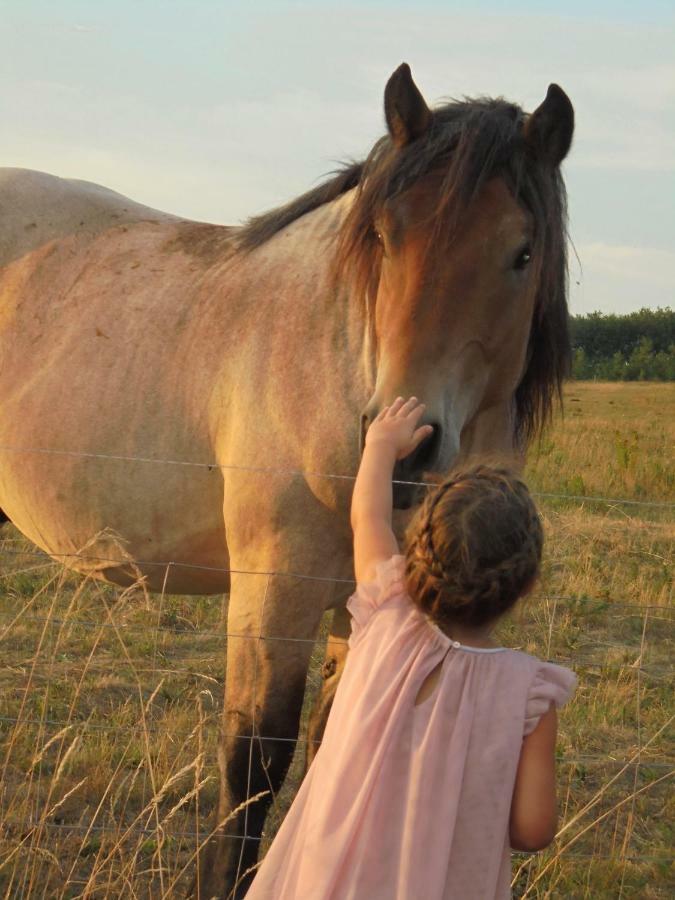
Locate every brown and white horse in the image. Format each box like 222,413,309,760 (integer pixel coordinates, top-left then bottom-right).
0,64,573,897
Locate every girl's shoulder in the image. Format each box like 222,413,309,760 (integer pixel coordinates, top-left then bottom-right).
507,650,577,735
370,554,406,594
347,555,408,647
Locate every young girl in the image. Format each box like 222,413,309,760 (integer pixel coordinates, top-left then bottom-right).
247,397,576,899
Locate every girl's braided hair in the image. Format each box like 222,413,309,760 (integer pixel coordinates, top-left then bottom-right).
404,466,543,629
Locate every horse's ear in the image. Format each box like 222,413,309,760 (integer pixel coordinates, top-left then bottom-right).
524,84,574,166
384,63,432,148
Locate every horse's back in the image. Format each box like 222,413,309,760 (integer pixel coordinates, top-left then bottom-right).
0,167,179,267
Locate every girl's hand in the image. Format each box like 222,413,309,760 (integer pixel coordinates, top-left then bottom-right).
365,397,434,461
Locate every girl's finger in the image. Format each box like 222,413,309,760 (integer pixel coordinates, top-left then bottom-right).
412,425,434,446
374,406,390,422
398,425,434,460
398,396,419,416
406,401,426,421
392,396,418,419
387,397,405,417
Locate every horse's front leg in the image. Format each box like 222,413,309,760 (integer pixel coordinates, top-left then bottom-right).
197,516,344,899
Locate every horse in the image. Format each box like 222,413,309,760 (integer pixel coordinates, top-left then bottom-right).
0,64,573,897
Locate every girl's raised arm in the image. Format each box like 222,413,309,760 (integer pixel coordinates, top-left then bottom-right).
351,398,433,583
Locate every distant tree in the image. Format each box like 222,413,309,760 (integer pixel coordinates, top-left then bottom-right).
610,351,627,380
625,337,654,380
652,345,675,380
569,308,674,381
571,347,591,380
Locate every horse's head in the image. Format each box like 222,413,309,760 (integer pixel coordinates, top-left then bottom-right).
339,64,574,507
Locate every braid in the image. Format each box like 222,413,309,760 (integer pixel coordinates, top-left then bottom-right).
404,466,543,629
419,480,456,578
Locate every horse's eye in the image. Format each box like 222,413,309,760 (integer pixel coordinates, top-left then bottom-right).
514,245,532,270
373,227,388,256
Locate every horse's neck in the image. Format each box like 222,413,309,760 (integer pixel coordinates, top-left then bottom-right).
233,193,367,354
219,194,372,477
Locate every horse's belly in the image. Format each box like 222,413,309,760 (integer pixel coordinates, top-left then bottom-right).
0,416,229,593
0,232,231,594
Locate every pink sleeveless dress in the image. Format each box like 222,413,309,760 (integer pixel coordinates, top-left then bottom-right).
247,556,576,900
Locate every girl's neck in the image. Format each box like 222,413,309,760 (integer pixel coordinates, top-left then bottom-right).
437,621,500,649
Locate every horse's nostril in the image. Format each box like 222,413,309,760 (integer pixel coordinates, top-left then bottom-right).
407,422,441,471
391,423,442,509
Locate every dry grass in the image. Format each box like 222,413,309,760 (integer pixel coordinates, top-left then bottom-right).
526,381,674,505
0,382,673,898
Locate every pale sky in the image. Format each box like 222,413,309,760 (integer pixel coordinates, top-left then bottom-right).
1,0,673,315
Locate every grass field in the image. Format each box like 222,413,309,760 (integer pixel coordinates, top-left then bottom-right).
0,382,673,898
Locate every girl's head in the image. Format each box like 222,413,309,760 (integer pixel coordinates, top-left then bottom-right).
404,466,543,630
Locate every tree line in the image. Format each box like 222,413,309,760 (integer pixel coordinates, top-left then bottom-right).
569,308,674,381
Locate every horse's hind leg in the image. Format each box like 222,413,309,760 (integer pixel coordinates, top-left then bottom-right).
197,560,332,899
305,603,351,769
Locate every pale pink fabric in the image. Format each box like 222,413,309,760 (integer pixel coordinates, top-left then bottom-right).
247,556,576,900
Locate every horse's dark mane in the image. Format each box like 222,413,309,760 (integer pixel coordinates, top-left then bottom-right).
237,163,364,251
238,96,570,444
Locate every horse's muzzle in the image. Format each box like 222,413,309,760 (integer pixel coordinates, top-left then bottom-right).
392,425,440,509
360,412,443,509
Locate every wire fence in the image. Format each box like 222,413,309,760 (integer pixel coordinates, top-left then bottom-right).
0,443,673,895
0,545,672,613
1,442,674,507
2,818,667,865
9,821,671,863
2,716,674,770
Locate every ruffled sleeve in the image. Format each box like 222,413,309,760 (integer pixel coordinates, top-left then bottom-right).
523,662,577,736
347,555,407,648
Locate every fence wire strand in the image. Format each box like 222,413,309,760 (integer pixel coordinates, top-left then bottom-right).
2,715,674,770
0,443,673,508
1,606,672,650
0,547,672,616
6,820,671,864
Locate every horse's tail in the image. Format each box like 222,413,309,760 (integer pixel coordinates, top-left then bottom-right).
0,509,9,526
